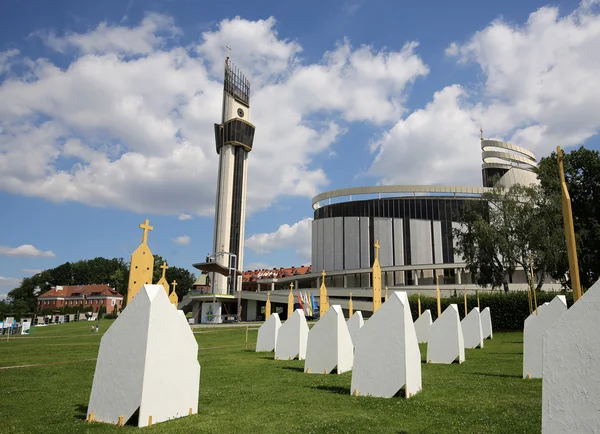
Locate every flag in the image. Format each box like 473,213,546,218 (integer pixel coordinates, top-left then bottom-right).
303,292,310,316
310,292,317,316
297,294,304,311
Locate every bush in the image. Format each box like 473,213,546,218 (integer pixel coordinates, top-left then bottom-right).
407,290,574,331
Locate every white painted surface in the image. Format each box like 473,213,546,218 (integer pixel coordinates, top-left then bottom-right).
87,285,200,427
523,295,567,379
305,305,354,374
461,307,484,349
256,313,281,352
542,280,600,433
350,292,422,398
414,310,432,343
427,304,465,364
347,311,364,346
212,144,235,294
275,309,309,360
481,307,493,339
201,302,222,324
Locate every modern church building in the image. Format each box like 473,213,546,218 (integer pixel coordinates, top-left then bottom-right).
181,90,560,322
309,137,543,289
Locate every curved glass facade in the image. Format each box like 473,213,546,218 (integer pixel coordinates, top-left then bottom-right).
314,196,474,221
312,196,481,276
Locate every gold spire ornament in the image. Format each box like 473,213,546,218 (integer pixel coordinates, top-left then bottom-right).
418,293,421,317
169,280,178,306
156,262,169,296
463,288,468,318
372,240,382,314
319,270,329,316
265,292,271,318
436,275,441,318
557,146,582,303
126,219,155,305
530,254,538,315
349,292,353,318
287,283,294,319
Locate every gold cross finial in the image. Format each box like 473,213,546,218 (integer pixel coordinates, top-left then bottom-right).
289,282,294,291
321,269,326,279
374,240,380,261
160,262,168,279
171,280,177,290
139,219,153,245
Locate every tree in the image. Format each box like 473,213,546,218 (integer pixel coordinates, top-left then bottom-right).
152,254,195,302
5,255,193,316
453,183,566,291
537,146,600,289
7,276,39,314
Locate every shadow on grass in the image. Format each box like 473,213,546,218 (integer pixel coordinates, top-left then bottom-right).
74,404,87,421
310,385,349,395
259,355,276,360
487,352,523,355
279,366,304,373
470,372,521,379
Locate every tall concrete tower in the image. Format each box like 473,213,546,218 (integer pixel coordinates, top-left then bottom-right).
211,57,256,294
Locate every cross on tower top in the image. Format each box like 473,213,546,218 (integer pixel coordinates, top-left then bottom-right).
139,219,153,245
160,262,168,278
374,239,380,261
171,280,177,290
289,282,294,290
321,270,326,279
225,45,232,59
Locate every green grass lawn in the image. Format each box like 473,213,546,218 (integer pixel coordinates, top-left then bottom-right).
0,321,540,434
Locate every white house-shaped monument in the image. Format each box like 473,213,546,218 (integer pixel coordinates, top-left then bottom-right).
481,307,493,339
414,310,432,344
275,309,309,360
461,307,484,349
523,295,567,379
305,305,353,374
350,291,421,398
256,313,281,352
542,280,600,433
427,304,465,364
347,311,364,346
87,284,200,428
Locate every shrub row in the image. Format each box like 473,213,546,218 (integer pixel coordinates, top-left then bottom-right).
407,290,574,331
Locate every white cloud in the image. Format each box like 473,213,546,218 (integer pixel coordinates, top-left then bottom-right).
39,13,182,55
178,213,193,221
245,218,312,260
0,276,21,287
173,235,191,245
0,14,428,217
370,1,600,185
0,293,7,300
0,244,55,257
21,268,42,275
0,49,19,75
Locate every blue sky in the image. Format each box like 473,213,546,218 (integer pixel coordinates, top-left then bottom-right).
1,0,599,297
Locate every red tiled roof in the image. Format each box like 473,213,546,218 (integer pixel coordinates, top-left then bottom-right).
242,265,312,282
39,284,122,298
